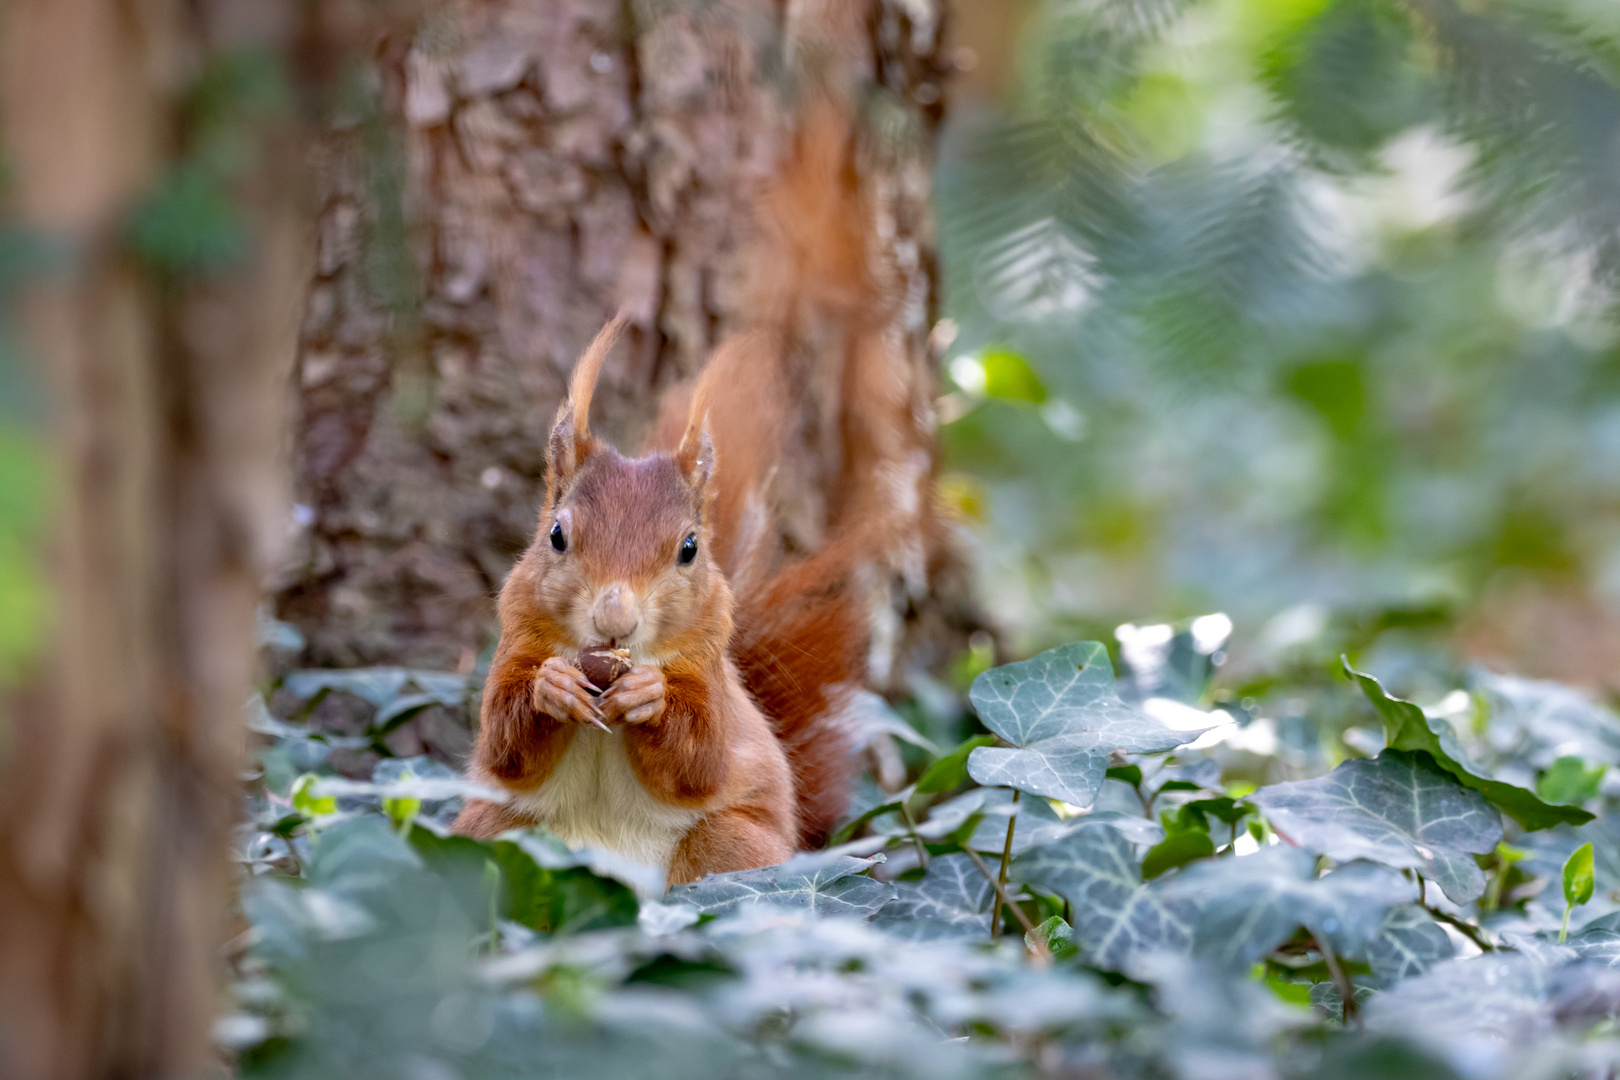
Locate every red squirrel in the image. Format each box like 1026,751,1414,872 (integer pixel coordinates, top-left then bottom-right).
453,101,932,884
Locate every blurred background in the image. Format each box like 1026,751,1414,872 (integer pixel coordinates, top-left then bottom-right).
3,0,1620,1075
937,0,1620,695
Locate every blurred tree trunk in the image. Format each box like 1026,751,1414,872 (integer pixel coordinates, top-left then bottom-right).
0,2,313,1076
270,0,974,700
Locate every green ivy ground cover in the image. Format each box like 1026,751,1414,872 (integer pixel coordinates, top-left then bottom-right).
233,627,1620,1080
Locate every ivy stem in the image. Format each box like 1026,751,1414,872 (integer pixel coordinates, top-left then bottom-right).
962,845,1040,945
1482,864,1508,913
899,797,930,871
1312,930,1356,1026
995,790,1021,935
1412,870,1495,951
1134,782,1153,818
1560,904,1573,944
1424,905,1494,952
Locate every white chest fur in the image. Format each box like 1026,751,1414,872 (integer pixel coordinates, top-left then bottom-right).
509,727,702,871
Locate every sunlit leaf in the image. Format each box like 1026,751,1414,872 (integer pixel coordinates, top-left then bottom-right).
1564,842,1596,908
291,773,337,818
981,347,1048,403
1117,614,1231,704
967,642,1212,807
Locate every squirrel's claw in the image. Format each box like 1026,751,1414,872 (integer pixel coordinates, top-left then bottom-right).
598,665,666,726
533,657,607,728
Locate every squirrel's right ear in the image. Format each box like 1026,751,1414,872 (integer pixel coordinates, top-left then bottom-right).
546,315,626,495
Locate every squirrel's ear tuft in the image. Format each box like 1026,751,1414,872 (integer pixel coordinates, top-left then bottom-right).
568,315,626,441
547,315,627,495
676,354,719,490
677,423,715,490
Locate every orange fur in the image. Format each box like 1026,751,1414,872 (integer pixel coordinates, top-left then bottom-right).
668,805,795,883
455,342,798,879
622,660,732,806
455,797,539,840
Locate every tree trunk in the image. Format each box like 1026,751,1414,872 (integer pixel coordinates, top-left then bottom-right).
0,3,313,1076
270,0,971,699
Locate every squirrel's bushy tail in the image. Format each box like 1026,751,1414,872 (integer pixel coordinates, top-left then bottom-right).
648,97,941,845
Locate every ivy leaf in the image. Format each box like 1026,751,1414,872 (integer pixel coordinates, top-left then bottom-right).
370,693,443,739
1027,915,1079,960
1106,764,1143,787
1563,912,1620,966
1117,614,1231,705
291,773,337,818
1247,749,1503,903
846,689,941,755
918,787,1162,851
1141,829,1215,880
406,823,641,934
282,667,467,710
873,854,995,941
382,792,422,828
1537,756,1606,807
1342,659,1593,831
967,642,1213,807
1473,668,1620,770
915,734,998,795
1565,842,1596,909
669,853,895,919
1179,796,1251,828
1161,847,1409,971
1012,823,1194,971
957,789,1074,854
1362,954,1549,1045
1360,903,1454,985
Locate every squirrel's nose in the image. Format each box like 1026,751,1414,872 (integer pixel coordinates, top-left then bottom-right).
590,583,640,642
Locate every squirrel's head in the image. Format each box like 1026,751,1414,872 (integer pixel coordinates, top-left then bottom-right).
526,317,727,660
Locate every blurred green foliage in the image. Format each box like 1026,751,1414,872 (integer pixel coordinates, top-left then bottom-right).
936,0,1620,664
0,425,49,684
0,195,55,689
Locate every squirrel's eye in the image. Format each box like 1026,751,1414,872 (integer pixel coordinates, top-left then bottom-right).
678,533,698,565
549,521,567,552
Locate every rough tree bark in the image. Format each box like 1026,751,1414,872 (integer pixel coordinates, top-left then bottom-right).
270,0,973,707
0,3,324,1076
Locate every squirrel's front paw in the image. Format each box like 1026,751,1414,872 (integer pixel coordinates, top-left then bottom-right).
598,665,666,726
532,657,607,728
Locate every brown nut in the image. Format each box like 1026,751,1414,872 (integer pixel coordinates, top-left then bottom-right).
577,647,633,693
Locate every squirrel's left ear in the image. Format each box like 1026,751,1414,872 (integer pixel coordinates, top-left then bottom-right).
677,421,714,491
546,315,626,497
677,351,719,490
